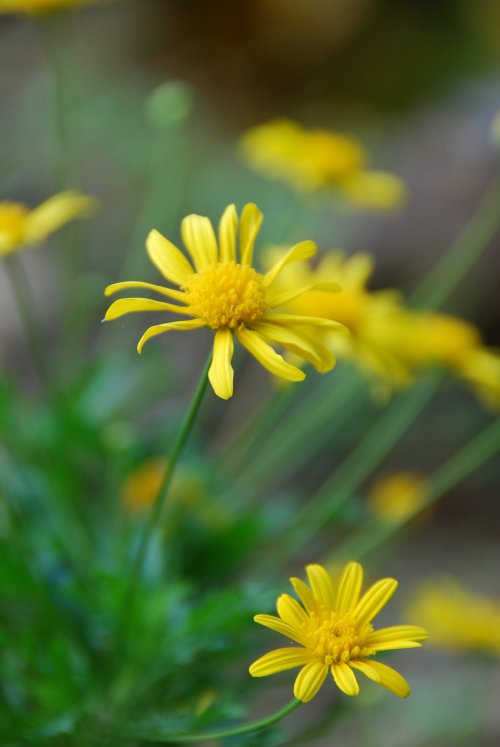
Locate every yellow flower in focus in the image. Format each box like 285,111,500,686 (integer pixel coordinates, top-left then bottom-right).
104,203,344,400
249,562,428,702
0,191,95,256
0,0,101,13
240,119,406,211
408,578,500,656
368,472,429,523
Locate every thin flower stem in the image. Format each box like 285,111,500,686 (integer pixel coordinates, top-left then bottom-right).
334,416,500,562
411,176,500,309
120,698,301,743
5,254,57,398
130,352,212,579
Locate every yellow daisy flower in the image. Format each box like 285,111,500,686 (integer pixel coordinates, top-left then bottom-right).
0,0,101,13
0,191,95,256
240,119,406,211
104,203,343,400
249,562,428,702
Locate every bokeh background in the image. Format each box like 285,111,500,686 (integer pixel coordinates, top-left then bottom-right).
1,1,499,745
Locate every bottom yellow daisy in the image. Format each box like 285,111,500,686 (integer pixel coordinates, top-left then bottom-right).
249,562,428,702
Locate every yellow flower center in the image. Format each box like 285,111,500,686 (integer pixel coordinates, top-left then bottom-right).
0,202,29,242
183,262,267,330
306,612,374,665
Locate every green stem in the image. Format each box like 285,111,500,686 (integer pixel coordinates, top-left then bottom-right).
334,416,500,562
411,177,500,309
130,352,212,578
5,254,57,398
120,698,301,743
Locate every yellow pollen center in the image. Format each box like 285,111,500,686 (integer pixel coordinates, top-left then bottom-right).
305,613,374,666
183,262,267,330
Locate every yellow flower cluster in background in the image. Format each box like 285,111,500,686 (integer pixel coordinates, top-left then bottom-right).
276,249,500,408
367,472,429,523
0,191,95,256
104,203,345,400
407,578,500,656
240,119,406,211
250,561,428,701
0,0,100,13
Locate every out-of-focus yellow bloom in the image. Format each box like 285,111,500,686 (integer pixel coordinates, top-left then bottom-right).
278,249,500,408
368,472,429,523
104,203,344,400
0,0,101,13
0,191,95,256
408,578,500,656
239,119,406,211
250,562,428,702
122,458,226,528
122,458,203,514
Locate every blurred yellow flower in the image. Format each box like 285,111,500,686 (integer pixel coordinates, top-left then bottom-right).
278,249,500,408
122,458,202,514
368,472,429,523
104,203,344,400
240,119,406,211
0,191,95,257
0,0,101,12
250,562,428,702
407,578,500,656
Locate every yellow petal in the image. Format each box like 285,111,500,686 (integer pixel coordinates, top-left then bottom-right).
293,661,328,702
331,663,360,696
181,214,218,269
104,298,190,321
146,229,194,286
354,578,398,626
263,312,345,331
218,203,238,263
340,170,407,212
276,594,309,628
369,640,422,652
239,202,263,265
356,659,411,698
335,562,364,615
137,318,204,353
306,564,335,608
235,327,305,382
249,648,312,677
253,614,305,645
366,625,429,647
254,322,335,373
267,281,341,309
289,577,318,614
264,241,317,287
23,191,96,244
105,280,186,303
208,328,234,400
349,659,381,682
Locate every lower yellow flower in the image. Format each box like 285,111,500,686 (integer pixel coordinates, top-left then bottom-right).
104,203,344,400
0,191,95,256
240,119,406,211
249,562,428,702
408,578,500,656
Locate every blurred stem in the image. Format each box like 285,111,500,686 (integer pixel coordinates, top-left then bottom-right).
40,13,74,190
411,176,500,308
130,352,212,578
266,375,441,570
334,416,500,562
5,254,57,399
119,698,301,743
